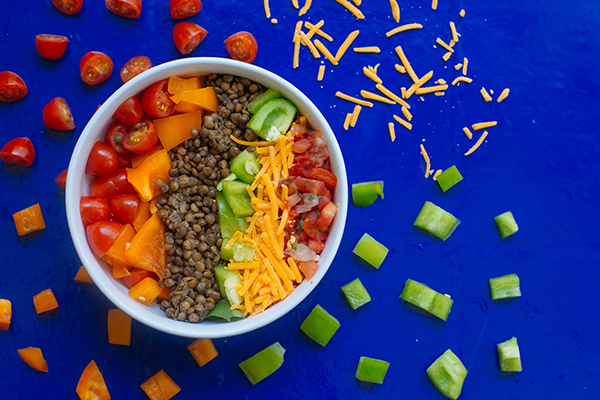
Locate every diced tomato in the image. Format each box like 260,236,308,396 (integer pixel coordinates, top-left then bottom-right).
0,138,35,167
298,260,319,280
80,51,113,85
43,97,75,130
90,169,136,201
50,0,82,15
55,168,68,189
315,202,337,228
80,196,110,228
304,209,319,224
294,177,328,195
173,22,208,55
123,118,158,154
86,220,121,258
290,123,307,137
35,34,69,60
307,168,337,187
170,0,202,19
121,269,155,288
86,141,119,176
105,122,131,155
120,56,152,83
110,193,139,224
117,153,132,169
292,138,313,153
113,96,143,126
303,219,318,238
141,79,173,118
0,71,28,103
105,0,142,19
306,238,325,254
224,31,258,63
317,195,331,210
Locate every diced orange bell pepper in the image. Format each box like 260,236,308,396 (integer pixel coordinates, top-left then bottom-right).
112,261,131,279
133,201,152,231
157,285,170,301
170,87,218,113
187,338,218,367
33,289,58,314
76,360,110,400
154,110,203,151
0,299,12,330
13,203,46,236
105,224,136,265
18,347,48,372
167,75,201,95
173,101,203,114
127,150,172,202
107,309,131,346
125,214,166,278
128,277,162,306
141,370,181,400
131,145,164,169
74,266,94,283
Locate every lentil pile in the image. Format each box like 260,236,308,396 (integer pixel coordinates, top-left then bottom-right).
154,74,264,323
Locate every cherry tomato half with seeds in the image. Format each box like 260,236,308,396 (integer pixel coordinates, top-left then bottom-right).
224,31,258,63
55,168,68,189
90,169,136,201
113,96,143,126
51,0,82,15
43,97,75,130
80,51,113,85
105,122,131,155
0,71,28,103
110,193,139,224
123,118,158,154
35,34,69,60
141,79,173,118
170,0,202,19
0,138,35,167
86,220,122,258
80,196,111,228
86,141,119,176
173,22,207,55
105,0,142,19
120,56,152,83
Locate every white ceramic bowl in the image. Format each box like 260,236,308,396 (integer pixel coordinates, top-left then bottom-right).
66,57,348,338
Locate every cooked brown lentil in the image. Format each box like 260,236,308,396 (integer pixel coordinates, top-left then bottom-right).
155,74,264,323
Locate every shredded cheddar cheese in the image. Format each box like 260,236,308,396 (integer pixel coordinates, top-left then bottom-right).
317,65,326,81
335,30,360,61
388,122,396,142
393,114,412,130
433,169,442,180
375,83,410,108
264,0,271,18
434,92,445,96
436,79,447,85
343,113,352,130
293,21,303,43
299,0,312,16
405,70,434,99
480,87,492,102
292,0,299,9
354,46,381,53
432,0,438,10
386,23,423,38
460,9,465,17
395,46,419,82
450,22,459,43
452,76,473,85
464,131,488,156
293,40,301,69
443,52,452,62
454,63,463,70
314,40,338,65
436,38,454,53
472,121,497,130
300,31,321,59
336,91,374,107
395,64,407,74
271,18,278,24
363,66,382,83
462,57,469,76
334,0,365,19
350,105,362,127
497,88,510,103
420,144,431,177
415,84,448,95
352,0,361,5
361,90,396,104
305,20,327,40
462,127,473,139
390,0,400,23
401,106,412,121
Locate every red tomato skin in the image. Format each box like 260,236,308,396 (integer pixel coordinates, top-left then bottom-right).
298,260,319,280
123,118,159,154
0,71,28,103
120,56,152,83
42,97,75,130
224,31,258,63
55,168,68,189
306,168,337,187
90,169,135,201
113,96,143,126
122,269,155,288
86,221,122,258
170,0,202,19
105,0,142,19
173,22,208,55
80,51,113,85
105,122,131,155
110,193,139,224
117,152,132,169
86,141,119,177
50,0,83,15
0,137,35,167
80,196,111,228
35,34,69,59
141,80,173,118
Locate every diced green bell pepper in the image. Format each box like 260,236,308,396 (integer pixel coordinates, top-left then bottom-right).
489,273,521,300
352,181,384,207
230,150,261,184
206,299,244,322
341,278,371,310
494,211,519,239
216,192,249,239
414,201,461,241
437,165,463,192
400,279,453,321
497,337,522,372
426,349,468,400
222,180,255,218
214,264,243,305
247,98,297,141
355,357,390,384
217,172,239,191
239,342,286,385
300,304,340,346
353,233,389,268
247,88,282,114
221,239,255,262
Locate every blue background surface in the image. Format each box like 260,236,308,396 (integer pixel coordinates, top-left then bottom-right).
1,0,599,398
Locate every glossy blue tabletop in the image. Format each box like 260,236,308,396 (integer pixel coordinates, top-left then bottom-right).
1,0,599,398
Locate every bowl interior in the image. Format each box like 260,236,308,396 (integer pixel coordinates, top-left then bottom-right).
66,57,348,338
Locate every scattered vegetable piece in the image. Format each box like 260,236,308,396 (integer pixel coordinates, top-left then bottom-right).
427,349,468,400
497,337,522,372
0,299,12,330
50,0,83,15
141,370,181,400
74,266,94,283
0,71,28,103
300,304,340,346
55,168,68,189
225,31,258,63
80,51,114,86
400,279,453,321
352,181,384,207
154,110,203,151
437,166,463,192
170,0,203,19
355,356,390,384
0,137,35,167
187,338,218,367
352,233,389,268
341,278,371,310
494,211,519,239
128,277,162,306
124,214,166,277
107,309,131,346
239,342,286,385
413,201,461,241
76,360,110,400
105,0,142,19
33,289,58,314
13,204,46,236
43,97,75,130
173,22,208,55
120,56,152,83
489,273,521,300
17,347,48,373
35,34,69,59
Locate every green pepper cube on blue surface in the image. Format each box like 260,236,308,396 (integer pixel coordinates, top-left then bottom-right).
341,278,371,310
437,165,463,192
238,342,286,385
489,273,521,300
494,211,519,239
353,233,389,268
413,201,461,241
497,337,523,372
355,356,390,384
400,279,453,321
426,349,468,400
300,305,340,346
352,181,384,207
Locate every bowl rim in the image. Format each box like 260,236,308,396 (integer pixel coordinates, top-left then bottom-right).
66,57,348,338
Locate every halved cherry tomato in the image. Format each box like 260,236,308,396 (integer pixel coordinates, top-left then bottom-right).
173,22,208,55
80,196,111,228
105,122,131,155
43,97,75,130
141,80,173,118
170,0,202,19
80,51,113,85
224,31,258,63
110,193,139,224
113,96,143,126
56,168,68,189
120,56,152,83
122,269,155,288
0,71,28,103
86,141,118,176
86,220,121,258
105,0,142,19
35,34,69,60
0,138,35,167
50,0,83,15
117,152,132,169
307,168,337,187
90,169,136,200
123,118,158,154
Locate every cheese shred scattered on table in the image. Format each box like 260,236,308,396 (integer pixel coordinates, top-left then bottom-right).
305,21,332,41
363,66,382,83
395,46,419,82
293,21,303,43
462,57,469,75
405,71,434,99
472,121,497,130
292,0,299,9
450,22,459,43
393,114,412,130
336,91,374,107
395,64,407,74
420,144,431,177
335,30,360,61
462,127,473,139
401,106,412,121
314,40,338,65
376,83,410,108
433,169,442,180
416,84,448,95
432,0,438,10
299,0,312,16
497,88,510,103
350,105,362,127
460,9,466,17
386,23,423,38
443,52,452,62
300,31,321,59
388,122,396,142
464,130,488,156
354,46,381,53
390,0,400,23
264,0,271,18
334,0,365,19
454,63,463,70
361,90,396,104
343,113,352,130
436,38,454,53
452,76,473,85
480,87,492,102
317,65,326,81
